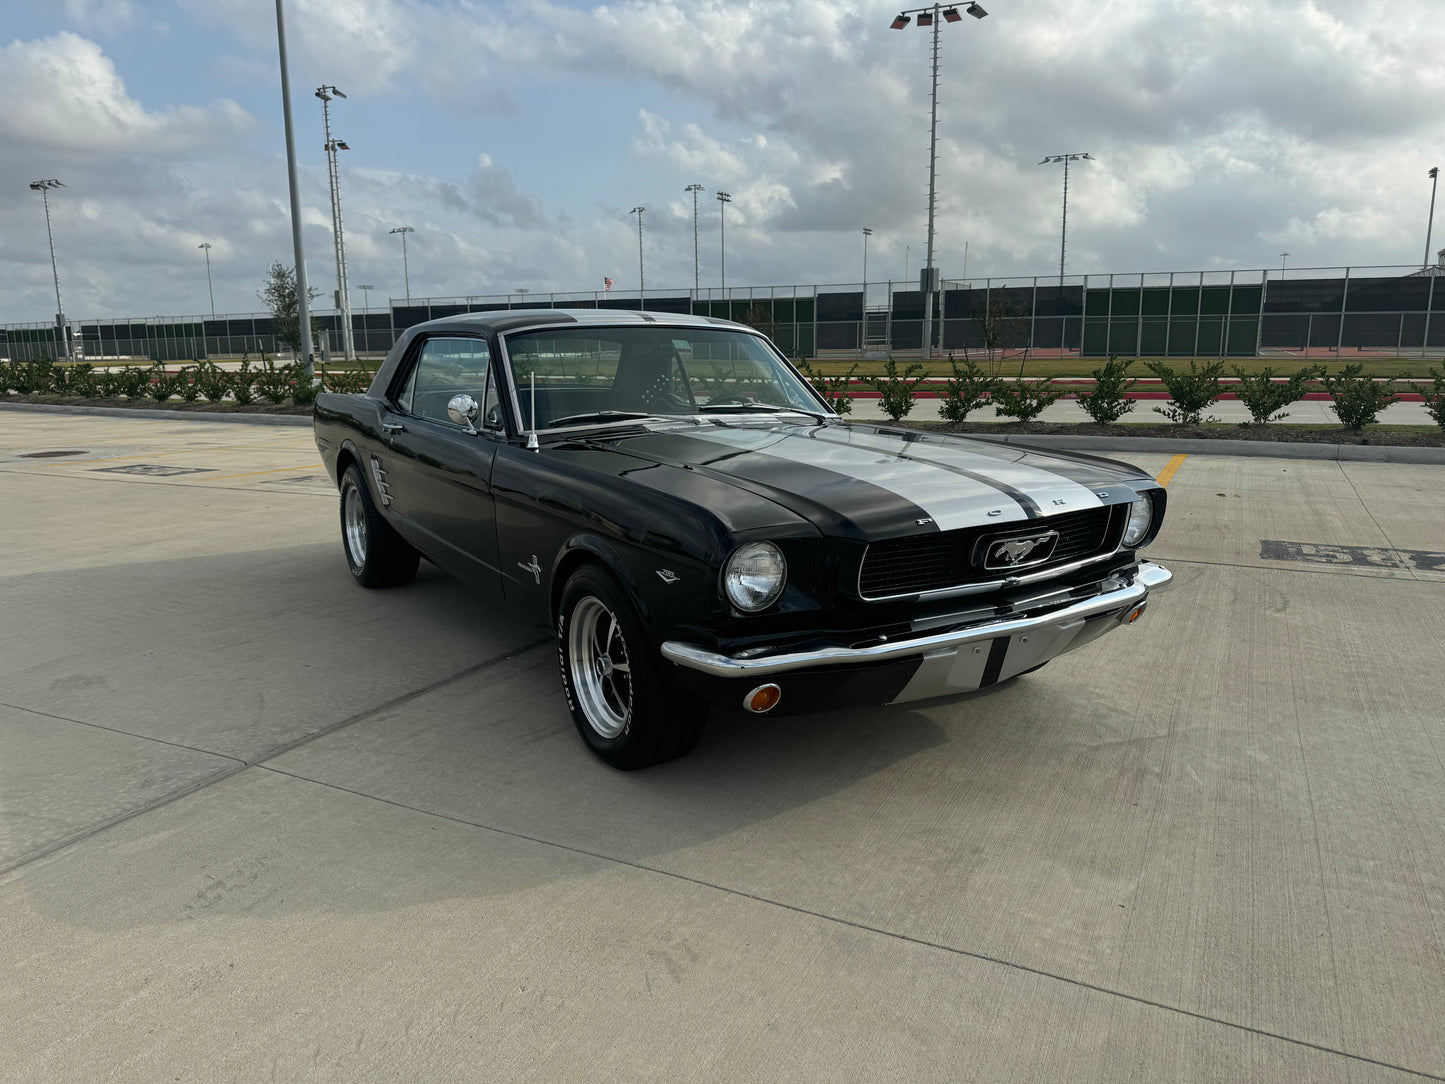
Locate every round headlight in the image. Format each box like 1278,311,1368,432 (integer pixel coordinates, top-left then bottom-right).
1122,495,1154,547
723,542,787,612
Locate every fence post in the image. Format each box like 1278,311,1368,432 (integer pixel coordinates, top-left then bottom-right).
1337,266,1349,355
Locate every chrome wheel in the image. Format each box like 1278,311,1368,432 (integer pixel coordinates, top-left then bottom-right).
343,482,367,568
567,596,632,739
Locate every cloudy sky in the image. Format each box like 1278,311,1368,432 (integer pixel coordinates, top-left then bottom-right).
3,0,1443,323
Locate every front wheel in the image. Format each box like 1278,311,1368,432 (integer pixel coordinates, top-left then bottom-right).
557,565,707,769
339,463,420,588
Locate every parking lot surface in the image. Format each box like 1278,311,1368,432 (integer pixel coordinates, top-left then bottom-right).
2,411,1442,1081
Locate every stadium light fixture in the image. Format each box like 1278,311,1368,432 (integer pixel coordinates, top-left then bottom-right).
888,4,989,358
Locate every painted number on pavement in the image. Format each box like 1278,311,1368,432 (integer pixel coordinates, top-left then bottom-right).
1260,540,1445,572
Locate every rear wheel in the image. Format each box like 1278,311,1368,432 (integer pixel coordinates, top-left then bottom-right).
339,463,420,588
557,565,707,769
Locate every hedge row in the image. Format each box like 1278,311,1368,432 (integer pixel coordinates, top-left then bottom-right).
0,355,371,407
802,358,1445,431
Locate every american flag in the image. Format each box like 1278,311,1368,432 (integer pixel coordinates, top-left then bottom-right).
603,276,614,291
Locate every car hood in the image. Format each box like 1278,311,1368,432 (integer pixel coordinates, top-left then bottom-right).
573,417,1154,541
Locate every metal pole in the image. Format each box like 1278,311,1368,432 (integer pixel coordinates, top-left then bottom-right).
30,180,69,360
630,206,645,303
199,243,215,317
717,191,732,305
921,3,940,359
390,226,414,299
318,86,355,361
1425,167,1439,269
274,0,314,375
862,227,871,290
685,184,703,295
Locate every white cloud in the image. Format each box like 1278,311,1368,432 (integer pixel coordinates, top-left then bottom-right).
0,33,244,153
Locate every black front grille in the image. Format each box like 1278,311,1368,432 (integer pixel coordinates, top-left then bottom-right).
859,506,1122,598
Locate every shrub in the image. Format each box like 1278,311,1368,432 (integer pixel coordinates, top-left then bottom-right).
1144,360,1224,424
114,366,152,398
176,364,202,402
1423,368,1445,431
231,357,257,405
992,378,1066,423
194,362,232,403
868,357,926,421
1321,364,1401,430
145,365,184,402
55,362,98,397
289,364,319,406
1076,355,1137,424
1230,364,1322,424
255,359,293,404
797,360,856,415
0,360,12,394
319,366,371,394
939,359,996,422
8,356,56,394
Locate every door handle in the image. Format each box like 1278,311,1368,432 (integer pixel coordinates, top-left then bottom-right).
382,422,406,434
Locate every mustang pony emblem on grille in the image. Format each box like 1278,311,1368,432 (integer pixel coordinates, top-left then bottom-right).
983,530,1060,570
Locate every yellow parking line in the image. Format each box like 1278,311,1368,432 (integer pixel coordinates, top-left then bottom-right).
1156,454,1188,488
206,464,325,481
40,437,311,467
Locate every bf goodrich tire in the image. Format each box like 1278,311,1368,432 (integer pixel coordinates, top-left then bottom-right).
557,564,707,769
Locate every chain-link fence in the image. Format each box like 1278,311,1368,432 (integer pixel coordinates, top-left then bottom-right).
6,264,1444,363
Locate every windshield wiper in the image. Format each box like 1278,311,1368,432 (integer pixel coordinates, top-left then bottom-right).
700,402,830,423
544,410,656,428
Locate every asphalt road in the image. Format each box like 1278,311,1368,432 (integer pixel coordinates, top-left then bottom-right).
2,412,1442,1082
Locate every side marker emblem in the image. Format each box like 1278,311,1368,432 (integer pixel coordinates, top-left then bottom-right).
657,569,679,584
518,555,542,585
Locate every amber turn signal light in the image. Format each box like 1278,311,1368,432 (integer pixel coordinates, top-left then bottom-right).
744,684,782,714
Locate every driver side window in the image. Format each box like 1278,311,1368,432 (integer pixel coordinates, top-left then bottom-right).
401,336,494,427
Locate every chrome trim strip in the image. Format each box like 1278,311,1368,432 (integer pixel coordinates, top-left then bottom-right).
661,562,1172,678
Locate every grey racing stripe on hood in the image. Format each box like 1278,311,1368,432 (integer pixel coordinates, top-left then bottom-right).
680,425,1032,531
816,426,1105,517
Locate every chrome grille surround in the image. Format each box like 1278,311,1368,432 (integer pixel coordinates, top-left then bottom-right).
858,505,1125,601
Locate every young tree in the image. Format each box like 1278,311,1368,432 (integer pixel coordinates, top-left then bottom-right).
258,262,321,360
972,288,1030,368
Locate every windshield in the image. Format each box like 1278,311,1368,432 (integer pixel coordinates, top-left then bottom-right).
501,325,830,430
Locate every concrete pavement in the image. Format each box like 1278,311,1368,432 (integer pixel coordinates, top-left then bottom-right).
1,412,1442,1081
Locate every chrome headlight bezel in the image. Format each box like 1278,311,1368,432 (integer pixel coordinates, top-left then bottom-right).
722,541,787,612
1122,494,1154,548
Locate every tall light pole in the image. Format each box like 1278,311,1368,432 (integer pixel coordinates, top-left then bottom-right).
1039,152,1093,285
716,190,732,302
1280,252,1289,271
861,227,873,288
274,0,314,374
29,178,70,360
316,84,355,360
198,242,216,317
357,283,373,354
630,206,646,304
685,183,704,295
891,2,987,358
1424,167,1439,270
389,226,414,300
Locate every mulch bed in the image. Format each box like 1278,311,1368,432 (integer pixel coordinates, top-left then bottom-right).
1,394,313,416
908,419,1444,447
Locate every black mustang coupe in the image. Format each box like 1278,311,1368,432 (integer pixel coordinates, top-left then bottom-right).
314,310,1171,768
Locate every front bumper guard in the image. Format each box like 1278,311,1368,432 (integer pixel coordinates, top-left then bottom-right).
661,561,1173,681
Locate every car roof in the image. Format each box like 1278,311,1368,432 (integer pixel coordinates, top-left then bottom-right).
407,308,756,336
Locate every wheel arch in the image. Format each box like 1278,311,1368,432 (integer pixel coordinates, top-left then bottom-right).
549,534,655,629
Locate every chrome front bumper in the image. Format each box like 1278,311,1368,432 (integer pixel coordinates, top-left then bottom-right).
661,562,1172,704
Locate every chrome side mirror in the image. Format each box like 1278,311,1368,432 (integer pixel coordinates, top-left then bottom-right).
446,393,480,432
